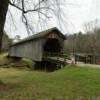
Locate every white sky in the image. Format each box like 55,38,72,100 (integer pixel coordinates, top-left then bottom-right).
4,0,100,39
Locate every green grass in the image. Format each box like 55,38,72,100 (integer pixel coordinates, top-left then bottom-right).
0,65,100,100
0,53,7,63
0,53,33,68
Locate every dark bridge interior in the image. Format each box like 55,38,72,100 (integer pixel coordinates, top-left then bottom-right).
43,38,61,53
34,38,63,72
35,38,62,71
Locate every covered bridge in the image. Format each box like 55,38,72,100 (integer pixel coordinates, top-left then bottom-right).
8,27,66,71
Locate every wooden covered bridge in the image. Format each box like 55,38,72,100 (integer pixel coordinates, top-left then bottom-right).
8,27,67,71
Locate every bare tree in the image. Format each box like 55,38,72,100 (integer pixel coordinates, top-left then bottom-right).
0,0,9,53
83,19,100,53
0,0,64,52
83,19,100,33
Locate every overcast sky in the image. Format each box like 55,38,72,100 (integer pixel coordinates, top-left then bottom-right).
4,0,100,39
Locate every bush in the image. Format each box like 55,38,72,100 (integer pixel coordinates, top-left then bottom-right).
0,80,4,85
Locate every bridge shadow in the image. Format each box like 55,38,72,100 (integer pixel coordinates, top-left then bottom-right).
34,61,63,72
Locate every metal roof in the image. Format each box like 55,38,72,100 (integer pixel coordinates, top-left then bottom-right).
12,27,66,46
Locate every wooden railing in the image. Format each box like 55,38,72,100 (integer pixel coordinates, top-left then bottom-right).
43,52,69,64
43,52,67,57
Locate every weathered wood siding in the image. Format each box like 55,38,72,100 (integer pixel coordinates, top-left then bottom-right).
9,39,43,61
8,30,65,61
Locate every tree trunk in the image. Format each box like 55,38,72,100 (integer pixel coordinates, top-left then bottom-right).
0,0,9,53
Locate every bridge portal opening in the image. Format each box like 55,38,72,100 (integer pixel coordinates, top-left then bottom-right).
43,38,61,53
35,38,62,71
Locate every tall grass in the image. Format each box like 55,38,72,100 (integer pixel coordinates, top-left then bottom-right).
0,65,100,100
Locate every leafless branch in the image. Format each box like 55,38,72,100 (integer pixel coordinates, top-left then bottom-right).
9,0,65,34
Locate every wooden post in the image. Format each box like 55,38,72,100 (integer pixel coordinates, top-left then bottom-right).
57,53,59,61
45,61,47,72
64,56,66,63
93,55,95,64
85,55,87,64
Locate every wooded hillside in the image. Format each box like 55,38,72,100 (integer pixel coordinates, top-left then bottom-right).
64,28,100,54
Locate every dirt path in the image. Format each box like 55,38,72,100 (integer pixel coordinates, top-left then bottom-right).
76,62,100,68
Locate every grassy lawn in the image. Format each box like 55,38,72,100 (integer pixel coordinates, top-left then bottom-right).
0,65,100,100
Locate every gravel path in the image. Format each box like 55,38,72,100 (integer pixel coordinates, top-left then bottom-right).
76,62,100,68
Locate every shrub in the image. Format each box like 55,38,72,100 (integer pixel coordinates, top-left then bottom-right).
0,80,4,85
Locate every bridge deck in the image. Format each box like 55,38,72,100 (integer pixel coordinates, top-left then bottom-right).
43,52,71,64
